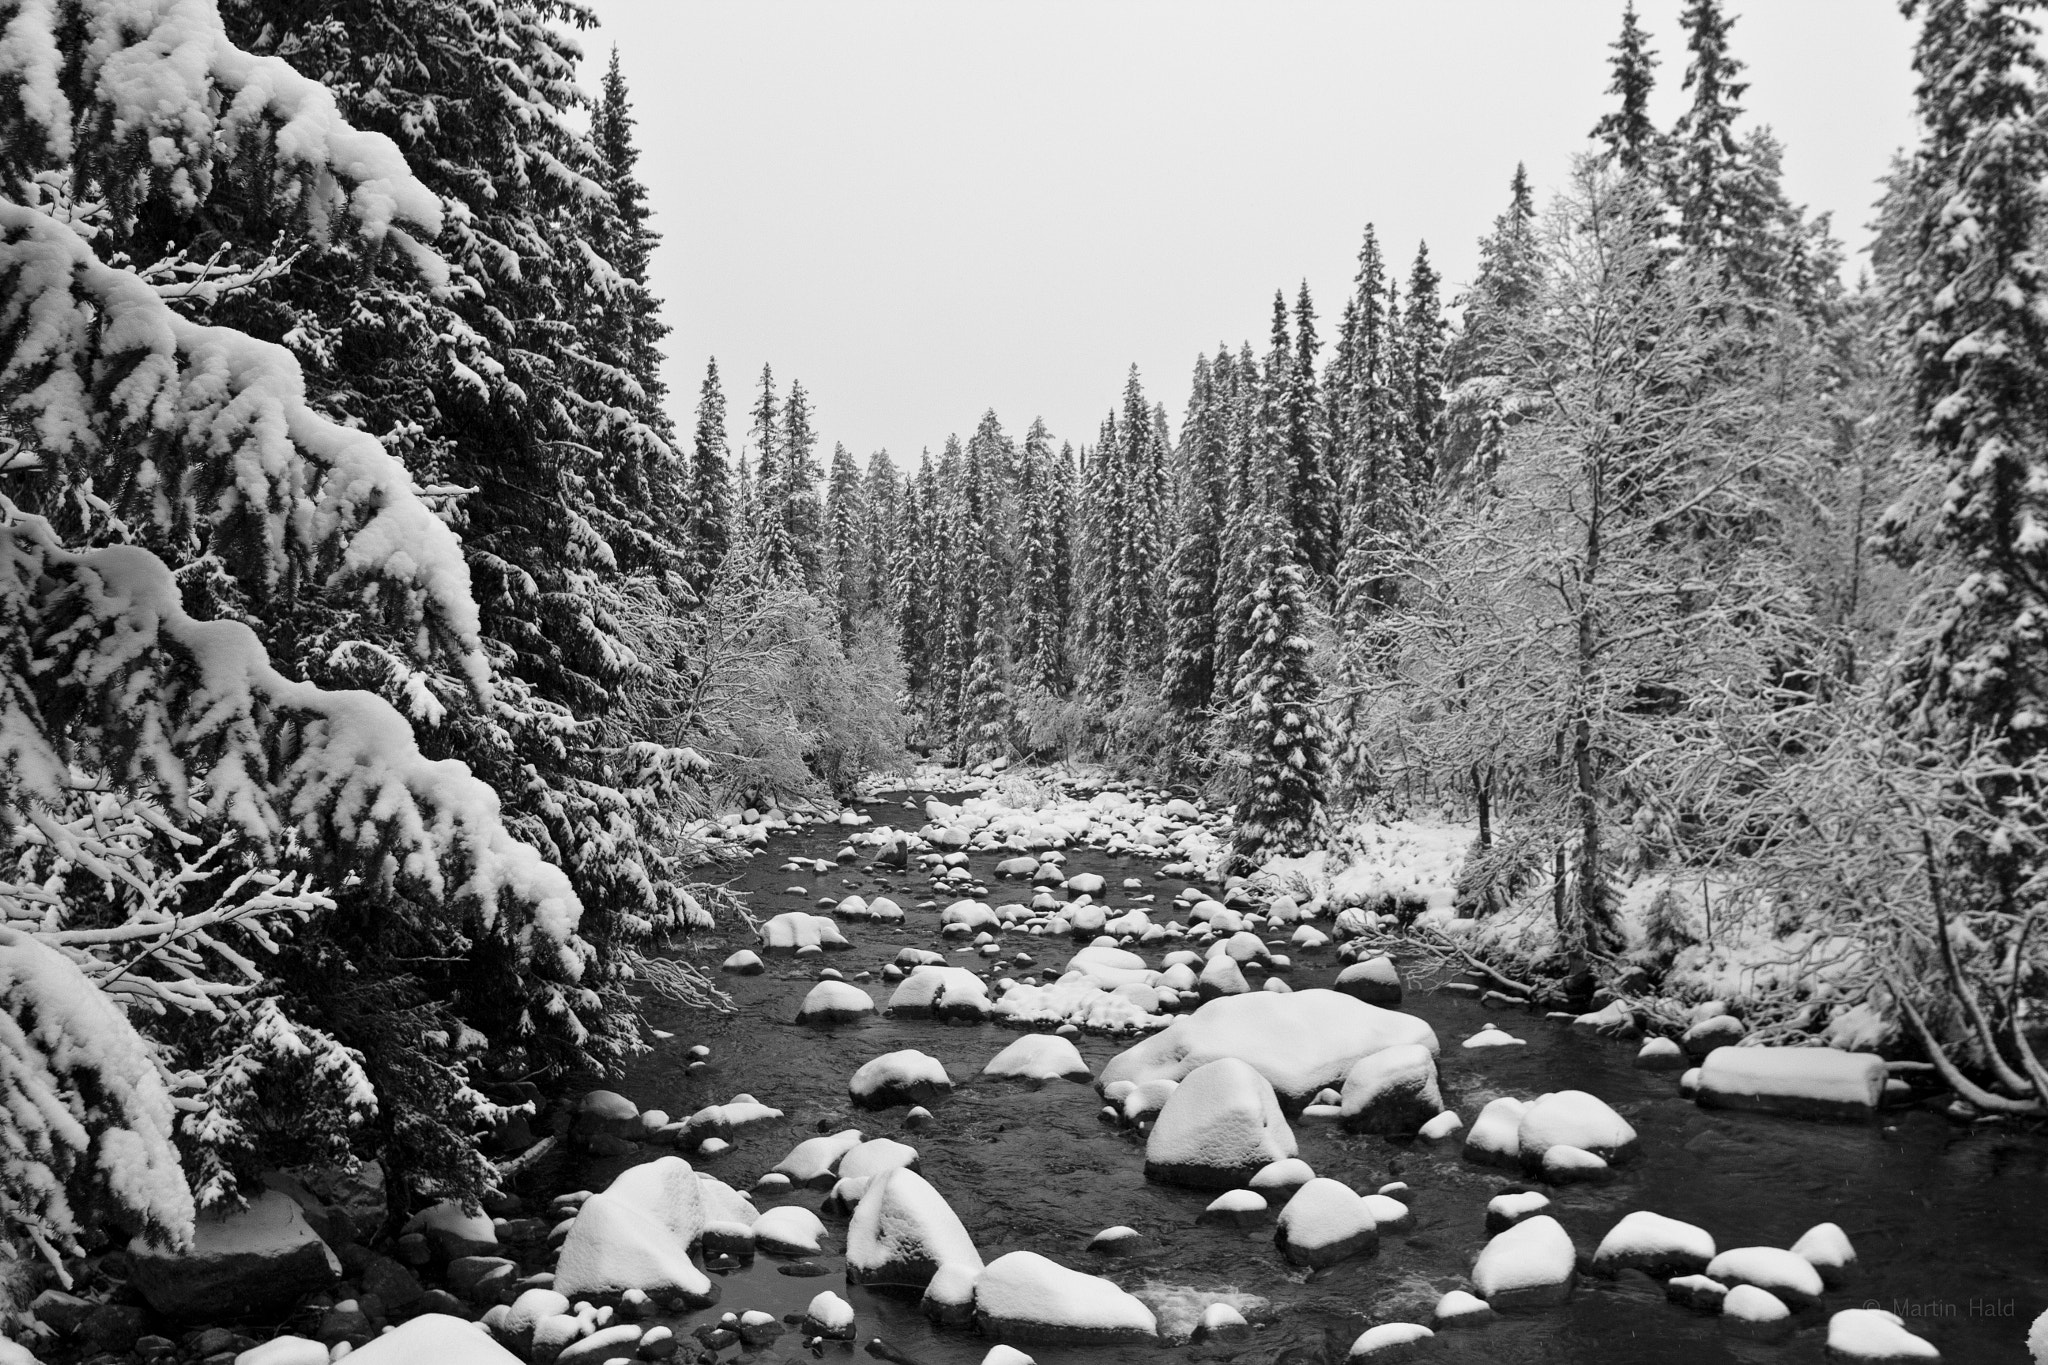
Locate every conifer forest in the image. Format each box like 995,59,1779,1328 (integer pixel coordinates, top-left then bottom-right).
3,2,2048,1363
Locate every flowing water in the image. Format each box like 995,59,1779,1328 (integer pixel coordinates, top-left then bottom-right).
585,791,2048,1365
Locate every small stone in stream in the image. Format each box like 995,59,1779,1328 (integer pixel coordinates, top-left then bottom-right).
850,1049,953,1108
752,1205,828,1256
637,1325,679,1359
1333,956,1403,1006
1433,1290,1496,1328
737,1309,782,1345
1274,1178,1378,1268
1704,1246,1824,1307
1681,1013,1747,1058
29,1288,93,1336
778,1261,834,1277
1485,1190,1550,1233
1591,1211,1715,1278
1197,1189,1267,1228
1249,1157,1314,1195
1541,1145,1611,1183
1791,1221,1856,1287
1463,1097,1527,1167
1721,1284,1793,1341
1195,1302,1252,1343
921,1261,980,1326
686,1059,709,1074
1418,1110,1464,1141
1666,1275,1730,1312
1346,1323,1434,1360
904,1105,934,1130
1825,1308,1941,1361
1085,1226,1150,1256
754,1172,794,1193
413,1289,466,1317
1363,1193,1412,1232
802,1291,857,1339
1470,1215,1577,1310
696,1136,731,1157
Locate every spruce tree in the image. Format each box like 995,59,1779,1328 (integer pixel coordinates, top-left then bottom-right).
1016,419,1073,696
1230,505,1328,870
1211,344,1262,711
1118,370,1170,685
1160,355,1227,756
749,365,784,575
689,359,734,600
1442,167,1543,483
1399,244,1448,488
1670,0,1751,260
862,450,902,617
1593,1,1662,175
1880,0,2048,1075
777,380,826,592
826,444,865,642
1285,284,1340,581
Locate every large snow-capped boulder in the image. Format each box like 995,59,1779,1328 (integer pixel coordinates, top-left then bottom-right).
1792,1222,1857,1288
838,1137,920,1182
972,1251,1157,1344
1100,989,1438,1111
1470,1214,1577,1310
601,1157,706,1244
760,912,849,951
1590,1211,1715,1278
1703,1246,1824,1307
846,1167,982,1287
982,1034,1092,1083
1515,1090,1638,1168
797,980,876,1025
752,1205,827,1256
130,1190,342,1319
552,1191,713,1305
851,1050,954,1108
1338,1043,1442,1135
1144,1057,1297,1188
887,966,994,1021
1274,1178,1377,1268
344,1315,521,1365
1695,1046,1887,1121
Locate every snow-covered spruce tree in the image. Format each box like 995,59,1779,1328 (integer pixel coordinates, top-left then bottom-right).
890,462,939,729
1209,344,1262,711
861,450,901,616
1115,370,1169,691
1868,0,2048,1111
689,358,736,600
1078,412,1127,705
1441,167,1543,485
772,380,826,593
961,588,1011,762
1668,0,1750,262
1014,419,1073,697
826,443,865,643
1159,355,1227,765
1398,245,1447,488
748,364,785,568
1592,0,1663,176
1228,505,1329,872
1283,285,1339,583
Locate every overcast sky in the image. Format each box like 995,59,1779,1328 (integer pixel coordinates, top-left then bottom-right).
578,1,1917,467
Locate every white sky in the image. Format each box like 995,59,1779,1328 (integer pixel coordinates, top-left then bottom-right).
577,1,1917,466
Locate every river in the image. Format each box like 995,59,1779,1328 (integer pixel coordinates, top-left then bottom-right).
583,788,2048,1364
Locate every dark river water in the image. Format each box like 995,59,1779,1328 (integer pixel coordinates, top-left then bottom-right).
581,790,2048,1365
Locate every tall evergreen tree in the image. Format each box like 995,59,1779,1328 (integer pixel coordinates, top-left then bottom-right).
1593,1,1662,175
1442,167,1544,482
1230,505,1328,869
1399,243,1448,487
862,451,902,616
772,380,824,590
1669,0,1752,259
688,359,734,599
1161,356,1228,759
1015,419,1073,696
1285,284,1340,581
825,444,865,642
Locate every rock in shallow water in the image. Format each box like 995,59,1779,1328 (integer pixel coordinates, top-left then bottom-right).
1338,1042,1442,1135
1471,1214,1577,1310
850,1049,953,1108
1826,1308,1941,1361
1696,1046,1887,1120
1276,1178,1377,1268
972,1251,1157,1343
1591,1211,1715,1278
1144,1056,1297,1188
847,1166,982,1287
130,1191,341,1319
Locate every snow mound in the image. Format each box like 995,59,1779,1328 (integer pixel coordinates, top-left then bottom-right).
1826,1309,1940,1361
553,1191,712,1304
1145,1057,1297,1188
1791,1221,1856,1287
1591,1211,1714,1277
1696,1046,1886,1120
1338,1043,1442,1135
797,980,876,1024
983,1034,1092,1082
751,1205,826,1255
847,1167,982,1287
1471,1214,1576,1310
838,1138,920,1181
1100,988,1438,1110
1703,1246,1824,1306
973,1251,1157,1343
888,966,994,1021
760,912,848,951
851,1050,953,1108
344,1315,518,1364
773,1128,865,1188
1347,1323,1433,1359
1275,1178,1377,1268
1515,1090,1637,1167
1463,1096,1527,1167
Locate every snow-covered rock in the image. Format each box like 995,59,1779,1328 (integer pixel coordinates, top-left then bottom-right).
751,1205,826,1256
1338,1043,1442,1135
1591,1211,1715,1277
1722,1283,1793,1340
774,1128,865,1188
344,1315,520,1365
1144,1057,1298,1188
130,1190,342,1318
972,1251,1157,1343
801,1290,856,1340
1826,1308,1941,1361
1418,1109,1464,1141
1099,988,1438,1110
721,949,765,974
1249,1157,1315,1196
602,1157,706,1244
1703,1246,1825,1307
1197,953,1250,998
1484,1190,1550,1233
1462,1096,1527,1168
1635,1036,1687,1070
553,1191,712,1305
1470,1214,1577,1310
1516,1090,1638,1168
234,1339,328,1365
838,1137,920,1182
1275,1178,1377,1267
982,1033,1092,1082
1198,1189,1268,1228
760,911,849,951
1681,1014,1747,1058
887,965,995,1021
851,1050,954,1108
921,1260,981,1326
1792,1222,1856,1287
797,980,876,1025
1346,1323,1433,1360
1432,1290,1495,1329
1333,956,1402,1006
1462,1022,1526,1048
846,1167,982,1287
1696,1046,1888,1120
1666,1274,1729,1312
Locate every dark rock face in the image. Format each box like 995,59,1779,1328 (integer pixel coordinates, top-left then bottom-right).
128,1192,341,1320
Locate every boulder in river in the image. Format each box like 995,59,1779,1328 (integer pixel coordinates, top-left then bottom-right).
1345,1323,1434,1360
1703,1246,1824,1307
1338,1043,1442,1135
1274,1178,1377,1268
846,1167,982,1287
343,1314,523,1365
850,1050,954,1108
1470,1214,1577,1310
1462,1096,1527,1168
1100,988,1439,1111
1333,956,1402,1006
887,965,994,1021
759,911,849,951
1590,1211,1715,1278
1515,1090,1638,1168
129,1190,341,1319
972,1251,1158,1344
1144,1056,1297,1188
773,1128,865,1189
797,980,876,1025
1695,1046,1887,1121
1825,1308,1941,1361
1791,1222,1856,1288
552,1191,713,1306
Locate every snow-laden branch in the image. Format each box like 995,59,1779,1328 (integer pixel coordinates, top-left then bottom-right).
0,505,585,970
